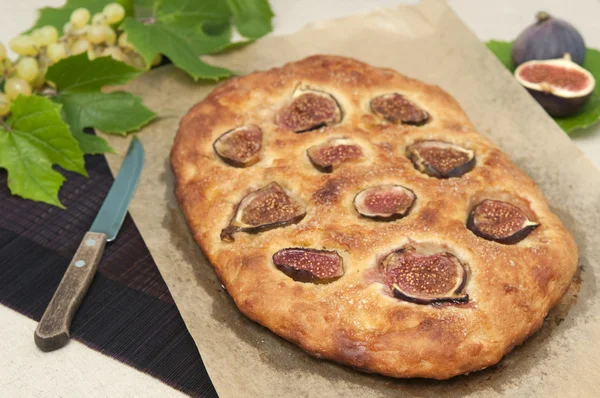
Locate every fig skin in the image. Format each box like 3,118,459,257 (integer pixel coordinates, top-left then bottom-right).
392,288,469,306
512,11,586,67
221,213,306,242
526,89,591,118
467,200,539,244
514,55,595,117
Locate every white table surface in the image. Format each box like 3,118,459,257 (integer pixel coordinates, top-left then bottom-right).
2,1,599,396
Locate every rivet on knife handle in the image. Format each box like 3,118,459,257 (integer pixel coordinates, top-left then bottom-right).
34,231,107,352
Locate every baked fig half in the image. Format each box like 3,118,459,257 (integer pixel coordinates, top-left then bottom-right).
512,11,586,67
277,87,342,133
515,54,595,117
467,199,539,244
306,137,363,172
273,248,344,284
213,125,262,167
370,93,429,126
354,185,416,220
221,182,306,241
381,246,468,305
406,140,475,178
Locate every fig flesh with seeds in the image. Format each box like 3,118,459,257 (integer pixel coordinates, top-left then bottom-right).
406,140,475,178
467,199,539,244
220,182,306,241
273,248,344,283
381,246,468,305
370,93,429,126
354,185,416,220
306,137,363,172
277,87,342,133
514,54,595,117
213,125,262,167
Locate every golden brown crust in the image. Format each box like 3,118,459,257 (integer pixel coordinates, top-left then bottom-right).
170,55,578,379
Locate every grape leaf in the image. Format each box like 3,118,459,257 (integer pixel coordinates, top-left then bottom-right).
121,0,233,80
72,129,115,154
57,91,156,136
47,53,143,93
226,0,274,39
46,54,156,154
486,40,600,134
0,96,85,208
27,0,134,33
486,40,515,72
121,0,274,80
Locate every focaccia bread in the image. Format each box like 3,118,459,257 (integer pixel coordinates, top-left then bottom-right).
170,55,578,379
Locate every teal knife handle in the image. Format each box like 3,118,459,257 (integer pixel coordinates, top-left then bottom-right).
34,231,107,352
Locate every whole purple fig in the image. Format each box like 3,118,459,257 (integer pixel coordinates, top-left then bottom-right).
512,12,586,67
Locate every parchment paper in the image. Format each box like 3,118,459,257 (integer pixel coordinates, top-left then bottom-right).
102,0,600,396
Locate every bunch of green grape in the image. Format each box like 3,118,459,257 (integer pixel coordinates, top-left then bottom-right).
0,2,160,118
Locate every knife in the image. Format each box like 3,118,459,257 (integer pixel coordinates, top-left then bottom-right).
34,137,144,352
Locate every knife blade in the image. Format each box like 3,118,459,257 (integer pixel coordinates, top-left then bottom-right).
34,137,144,352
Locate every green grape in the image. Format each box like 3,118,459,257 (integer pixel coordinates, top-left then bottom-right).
9,36,37,56
0,61,5,76
0,93,10,117
71,25,89,37
5,78,32,100
91,13,106,25
87,25,106,44
70,39,90,55
103,3,126,24
32,27,58,47
101,46,125,62
63,22,72,35
71,8,91,29
118,32,132,50
103,26,116,45
16,57,39,83
39,26,59,46
47,43,67,63
88,48,100,61
31,67,47,89
0,43,6,60
31,29,44,45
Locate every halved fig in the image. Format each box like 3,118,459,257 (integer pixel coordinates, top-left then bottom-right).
406,140,475,178
306,137,363,172
381,246,468,305
467,199,539,244
220,182,306,241
370,93,429,126
514,54,595,117
277,87,342,133
273,248,344,283
354,185,416,220
213,125,262,167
